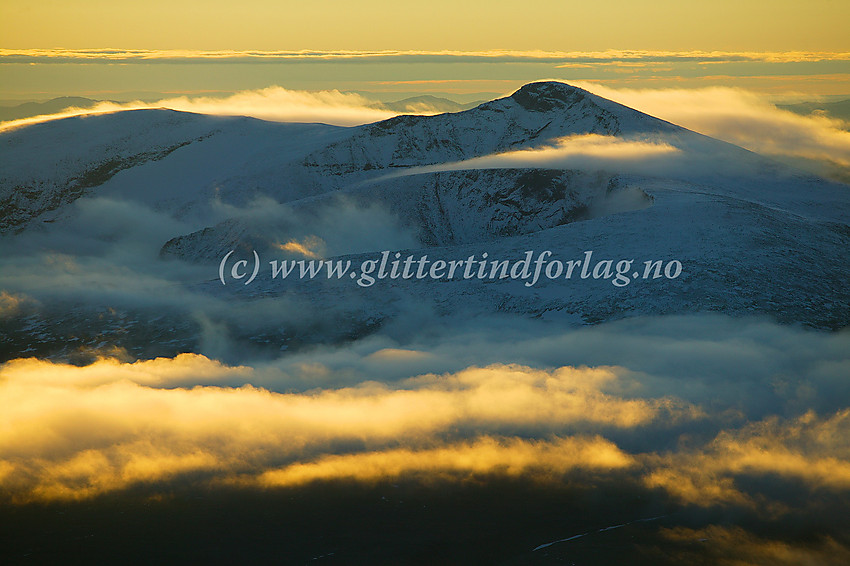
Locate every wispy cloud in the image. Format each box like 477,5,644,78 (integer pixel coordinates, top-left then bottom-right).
0,86,397,130
372,134,681,181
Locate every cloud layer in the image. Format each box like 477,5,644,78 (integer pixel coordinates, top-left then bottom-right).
1,315,849,513
3,49,849,64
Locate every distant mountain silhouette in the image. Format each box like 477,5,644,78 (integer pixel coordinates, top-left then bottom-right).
778,98,850,123
379,95,484,114
0,96,101,122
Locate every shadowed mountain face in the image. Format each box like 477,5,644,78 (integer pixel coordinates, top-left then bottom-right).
0,81,849,362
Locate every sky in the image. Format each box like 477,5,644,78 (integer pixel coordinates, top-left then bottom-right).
3,0,850,52
1,1,850,100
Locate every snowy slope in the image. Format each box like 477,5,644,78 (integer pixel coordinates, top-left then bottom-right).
0,109,347,231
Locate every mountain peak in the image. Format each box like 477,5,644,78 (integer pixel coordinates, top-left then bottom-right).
510,81,589,112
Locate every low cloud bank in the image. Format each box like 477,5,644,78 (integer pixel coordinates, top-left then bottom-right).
1,315,848,513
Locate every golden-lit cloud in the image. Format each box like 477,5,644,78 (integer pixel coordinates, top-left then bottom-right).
274,236,326,259
1,319,849,513
644,410,850,509
0,291,35,318
0,356,685,502
0,352,249,389
251,436,633,488
153,88,395,125
659,526,850,566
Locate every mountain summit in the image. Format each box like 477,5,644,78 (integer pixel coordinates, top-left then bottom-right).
510,81,593,112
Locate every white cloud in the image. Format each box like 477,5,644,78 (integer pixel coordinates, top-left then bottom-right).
373,134,683,181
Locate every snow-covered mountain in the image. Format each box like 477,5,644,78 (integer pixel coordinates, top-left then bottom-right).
1,81,848,361
0,109,351,232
